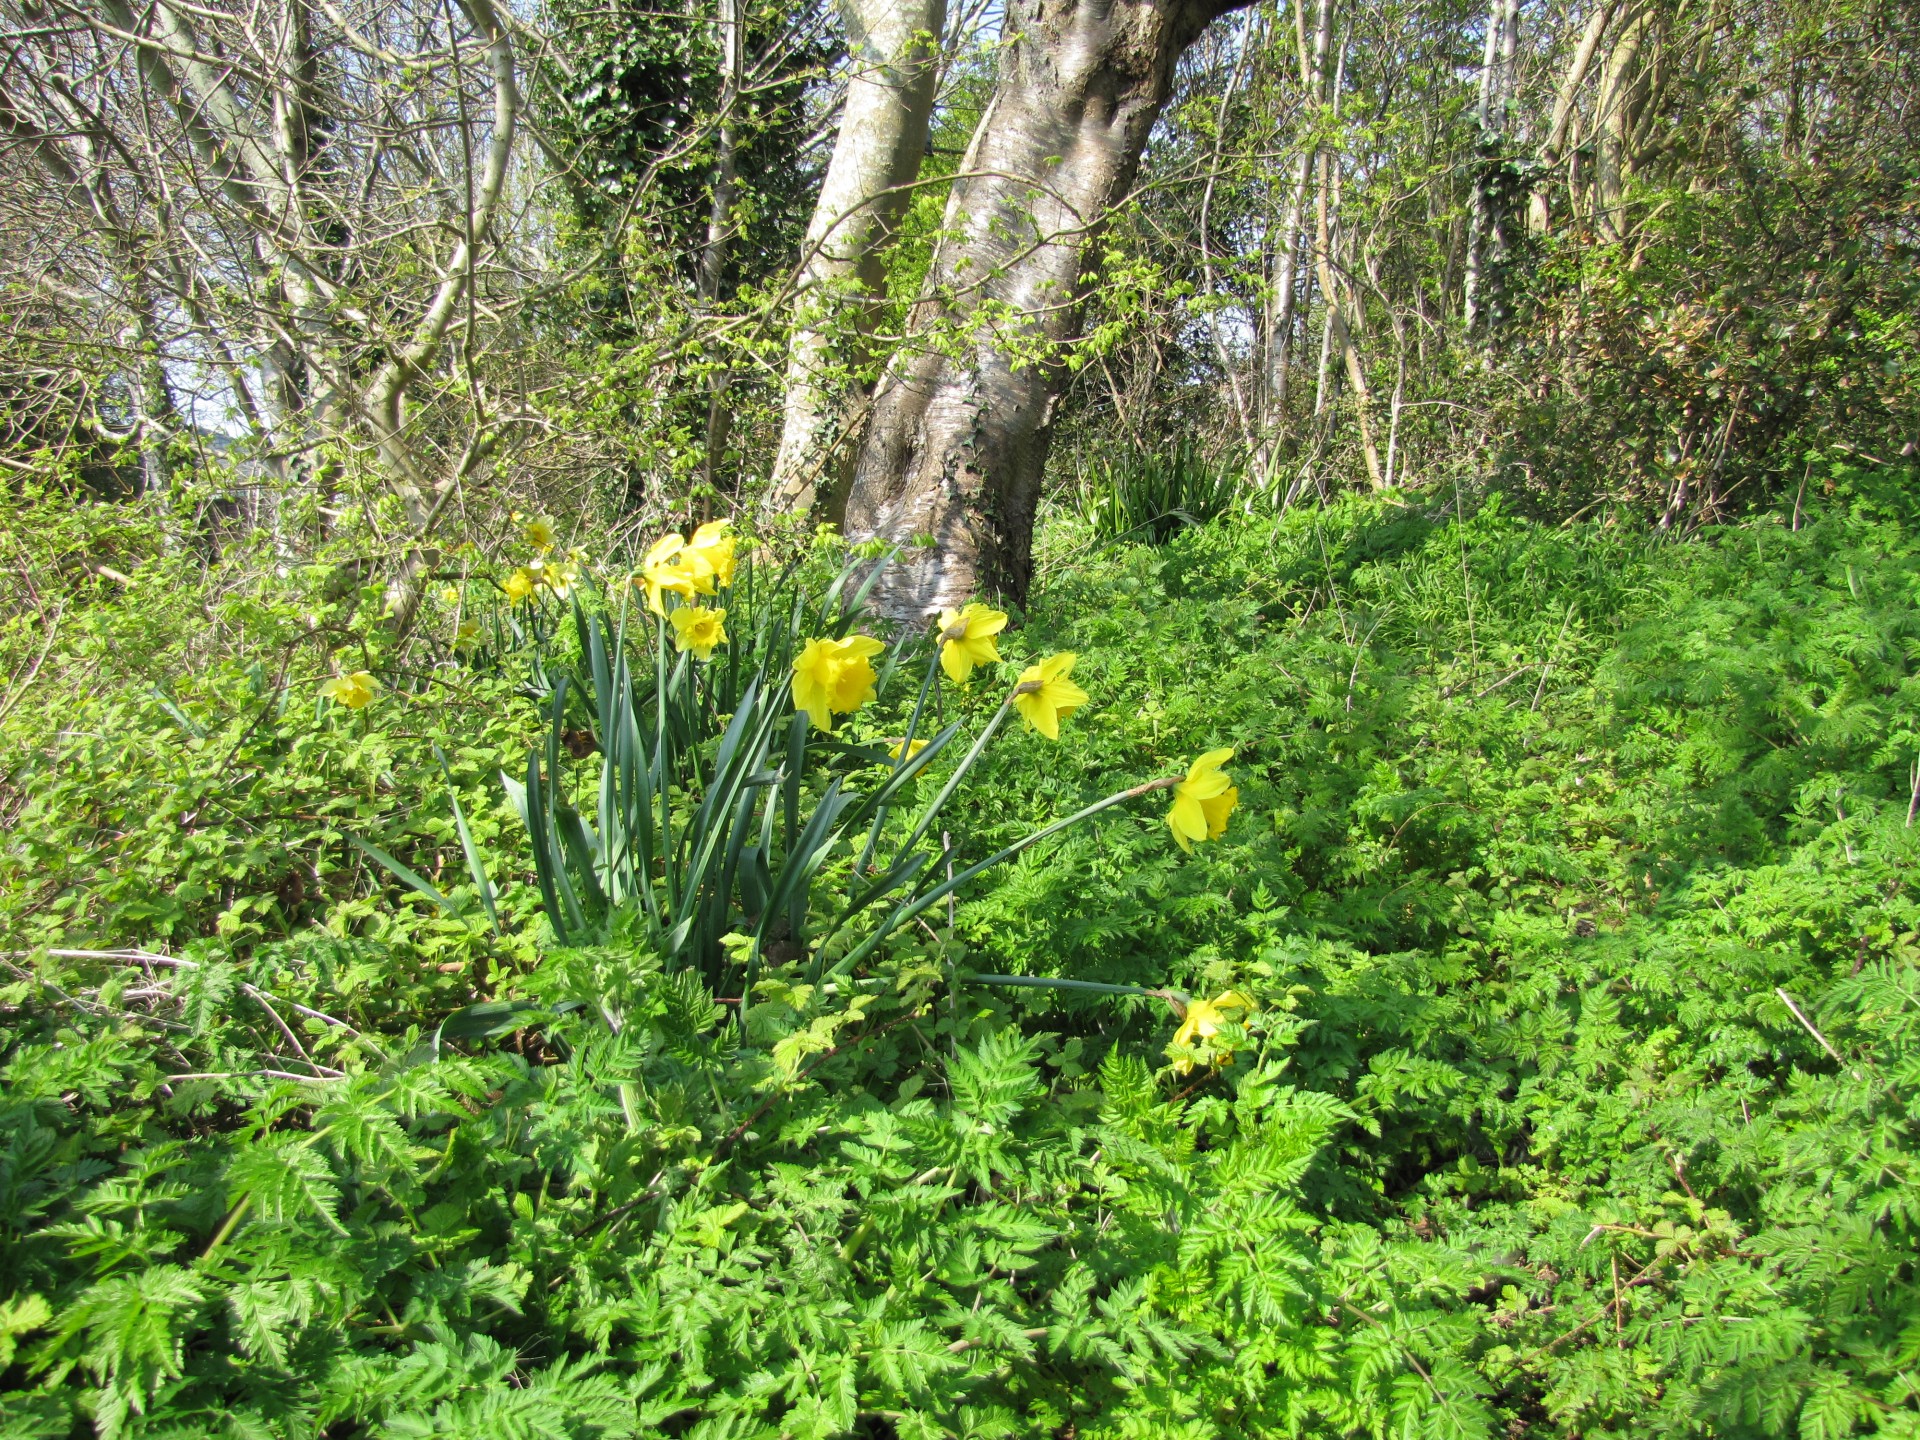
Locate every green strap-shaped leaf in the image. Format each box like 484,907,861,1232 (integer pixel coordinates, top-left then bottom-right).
347,834,464,918
436,744,501,937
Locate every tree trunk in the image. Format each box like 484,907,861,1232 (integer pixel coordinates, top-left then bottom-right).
1528,0,1618,234
701,0,745,488
1594,5,1650,240
1255,148,1312,488
842,0,1252,617
768,0,947,515
1198,14,1258,468
1255,0,1319,484
1306,15,1381,487
1463,0,1518,334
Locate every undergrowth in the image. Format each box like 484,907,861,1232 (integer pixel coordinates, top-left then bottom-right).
3,459,1918,1438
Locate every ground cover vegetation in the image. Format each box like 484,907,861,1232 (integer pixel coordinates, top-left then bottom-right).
3,456,1919,1437
4,0,1920,1433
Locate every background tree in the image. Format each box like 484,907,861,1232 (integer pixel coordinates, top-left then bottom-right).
836,0,1258,616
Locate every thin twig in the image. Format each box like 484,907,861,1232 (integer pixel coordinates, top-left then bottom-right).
1774,987,1845,1066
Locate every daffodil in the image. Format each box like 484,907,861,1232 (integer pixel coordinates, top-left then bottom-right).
1166,747,1238,853
439,585,460,606
686,519,737,589
541,552,583,601
887,737,929,761
455,618,481,648
1168,990,1255,1075
524,517,558,553
1011,652,1088,739
319,671,378,709
670,604,728,661
638,532,702,615
791,633,885,731
503,567,537,604
937,602,1008,683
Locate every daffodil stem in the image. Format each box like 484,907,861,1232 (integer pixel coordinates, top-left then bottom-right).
958,973,1165,997
857,642,943,874
831,774,1182,980
896,697,1014,859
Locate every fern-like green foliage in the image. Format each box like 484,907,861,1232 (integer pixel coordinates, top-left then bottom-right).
5,464,1920,1437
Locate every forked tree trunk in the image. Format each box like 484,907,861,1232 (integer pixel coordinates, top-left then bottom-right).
1528,0,1618,234
842,0,1252,617
768,0,947,514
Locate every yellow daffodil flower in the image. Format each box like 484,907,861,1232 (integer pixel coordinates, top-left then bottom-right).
319,671,378,709
670,604,728,661
887,737,929,761
503,567,536,604
791,633,885,732
1169,990,1255,1074
686,519,737,589
638,532,703,615
524,517,558,553
439,585,460,606
1166,747,1238,853
1011,652,1088,739
455,618,481,648
937,602,1008,683
542,553,582,601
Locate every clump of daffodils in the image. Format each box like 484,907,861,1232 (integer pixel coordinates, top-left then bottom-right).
639,520,737,615
497,512,573,604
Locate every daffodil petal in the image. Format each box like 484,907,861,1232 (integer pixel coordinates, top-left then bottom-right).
1014,691,1058,739
1190,746,1234,776
1183,770,1231,801
1168,792,1208,842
